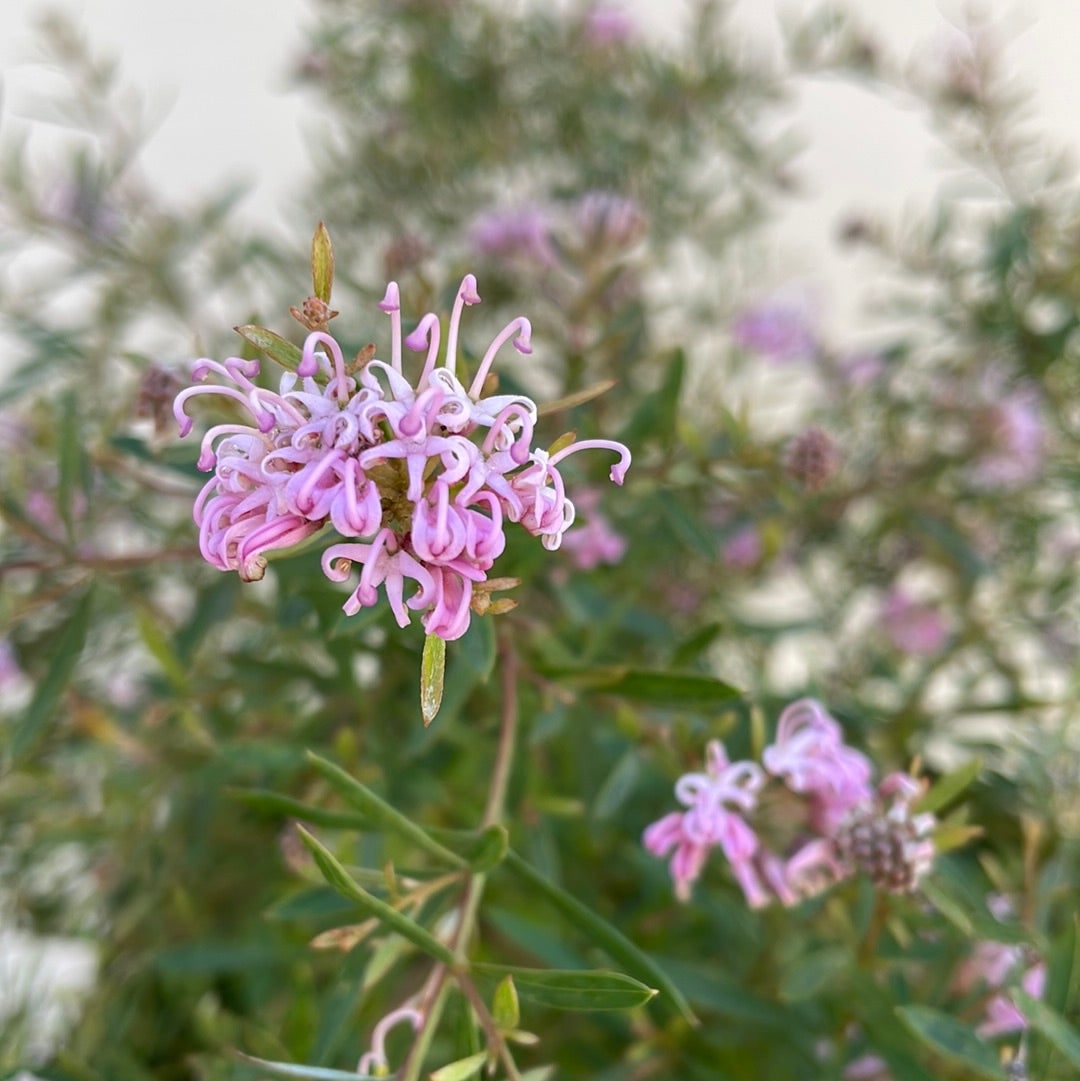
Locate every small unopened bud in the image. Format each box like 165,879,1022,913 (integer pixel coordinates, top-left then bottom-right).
289,295,340,332
833,798,935,893
783,426,840,493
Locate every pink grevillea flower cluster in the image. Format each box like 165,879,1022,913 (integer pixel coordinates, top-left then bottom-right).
175,276,630,640
644,699,936,906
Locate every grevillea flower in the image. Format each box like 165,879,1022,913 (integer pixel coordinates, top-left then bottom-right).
175,275,631,640
356,1004,423,1076
468,207,559,269
732,294,818,363
645,699,935,907
562,488,627,570
880,587,948,656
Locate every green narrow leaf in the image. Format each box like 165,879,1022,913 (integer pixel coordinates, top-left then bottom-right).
896,1006,1007,1080
537,379,617,417
305,753,467,869
914,758,982,815
421,633,446,726
1014,991,1080,1069
428,1051,488,1081
135,606,188,692
543,665,740,708
457,615,496,683
504,850,696,1023
235,1053,381,1080
10,587,95,764
295,825,456,966
472,964,656,1011
234,325,304,373
228,786,374,832
311,221,334,302
492,975,520,1030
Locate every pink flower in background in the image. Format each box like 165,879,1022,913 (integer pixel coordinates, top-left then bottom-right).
838,350,885,386
469,206,559,269
583,5,638,47
880,588,948,656
176,275,630,640
645,699,936,907
973,384,1045,489
562,488,627,570
843,1054,892,1081
732,294,818,363
721,524,762,569
0,638,26,695
953,937,1046,1038
763,698,874,833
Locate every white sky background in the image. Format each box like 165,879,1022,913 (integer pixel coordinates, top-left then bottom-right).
2,0,1079,342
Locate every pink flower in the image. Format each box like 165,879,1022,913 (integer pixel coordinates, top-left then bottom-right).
576,191,646,249
583,5,638,47
562,488,627,569
880,588,948,657
469,206,559,269
176,274,631,640
762,699,874,833
721,524,762,569
953,934,1046,1038
973,384,1045,489
732,295,817,364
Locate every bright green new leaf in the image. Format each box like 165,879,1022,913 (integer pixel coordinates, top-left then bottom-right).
492,974,520,1030
896,1006,1007,1080
428,1051,488,1081
421,632,446,726
295,825,456,966
311,221,334,302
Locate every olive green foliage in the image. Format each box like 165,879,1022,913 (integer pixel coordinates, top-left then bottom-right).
1,3,1078,1080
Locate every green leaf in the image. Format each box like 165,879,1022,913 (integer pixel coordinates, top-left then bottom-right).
235,1053,381,1080
896,1006,1007,1080
778,946,852,1002
311,221,334,303
592,749,641,821
619,347,684,448
57,390,81,544
914,758,982,815
295,825,456,966
234,325,304,373
504,850,696,1023
429,1051,488,1081
305,753,468,869
457,615,496,683
10,587,95,765
544,665,740,708
229,786,373,832
492,975,520,1030
421,633,446,726
1013,991,1080,1069
472,964,656,1011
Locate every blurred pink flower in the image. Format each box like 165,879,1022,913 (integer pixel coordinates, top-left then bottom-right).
838,350,885,386
732,295,818,363
0,638,25,694
562,489,627,570
843,1054,892,1081
583,5,638,47
881,588,948,656
469,206,559,269
973,385,1045,489
576,190,647,250
721,524,762,569
953,937,1046,1038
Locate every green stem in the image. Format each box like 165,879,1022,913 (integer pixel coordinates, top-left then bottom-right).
397,632,521,1080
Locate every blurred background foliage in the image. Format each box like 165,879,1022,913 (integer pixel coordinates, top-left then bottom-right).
0,2,1078,1079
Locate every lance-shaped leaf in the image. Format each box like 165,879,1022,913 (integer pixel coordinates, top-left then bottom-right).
235,1053,381,1080
234,325,304,373
305,753,468,869
422,633,446,726
504,850,695,1023
492,974,520,1030
296,826,456,966
229,786,374,832
311,221,334,302
542,665,740,708
1014,991,1080,1070
472,964,656,1011
429,1052,488,1081
914,758,982,815
896,1006,1007,1080
11,586,95,765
